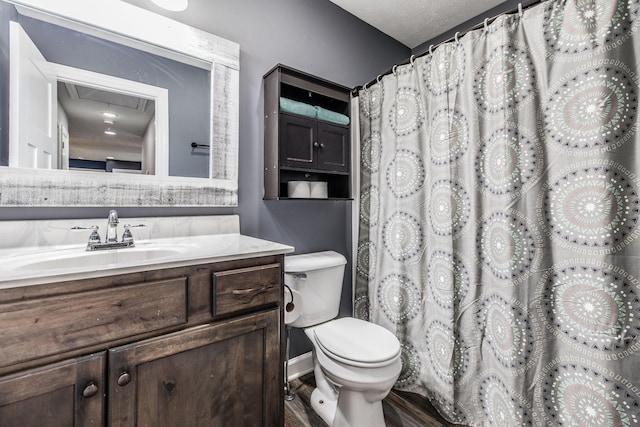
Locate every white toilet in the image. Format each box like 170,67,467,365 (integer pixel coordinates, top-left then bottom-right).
285,251,401,427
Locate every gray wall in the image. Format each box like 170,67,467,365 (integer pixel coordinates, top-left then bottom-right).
0,0,409,357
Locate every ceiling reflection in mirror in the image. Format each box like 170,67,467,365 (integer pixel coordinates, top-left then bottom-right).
59,82,155,173
9,13,210,178
0,0,240,206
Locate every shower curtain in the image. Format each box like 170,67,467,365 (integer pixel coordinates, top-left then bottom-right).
355,0,640,425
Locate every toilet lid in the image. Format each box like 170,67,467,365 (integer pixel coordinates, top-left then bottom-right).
313,317,400,366
285,251,347,273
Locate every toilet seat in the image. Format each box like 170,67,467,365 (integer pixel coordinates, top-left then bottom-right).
313,317,401,368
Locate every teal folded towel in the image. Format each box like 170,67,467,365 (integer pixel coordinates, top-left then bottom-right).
279,97,350,125
315,106,350,125
279,97,317,119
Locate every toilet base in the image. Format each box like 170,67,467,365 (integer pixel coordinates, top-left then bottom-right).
310,388,337,426
310,386,386,427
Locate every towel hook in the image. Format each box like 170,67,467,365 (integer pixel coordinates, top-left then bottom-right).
429,44,434,55
518,3,523,17
410,54,416,67
454,32,460,44
392,64,398,75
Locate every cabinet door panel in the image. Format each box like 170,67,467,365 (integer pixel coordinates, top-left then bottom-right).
317,122,349,172
280,114,315,168
0,352,105,427
108,309,281,426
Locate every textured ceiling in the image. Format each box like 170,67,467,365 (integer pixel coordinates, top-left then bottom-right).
328,0,508,48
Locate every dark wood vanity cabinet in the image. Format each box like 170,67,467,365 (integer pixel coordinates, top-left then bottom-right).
264,64,352,199
0,256,285,426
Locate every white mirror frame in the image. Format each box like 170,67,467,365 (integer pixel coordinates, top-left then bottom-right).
1,0,239,206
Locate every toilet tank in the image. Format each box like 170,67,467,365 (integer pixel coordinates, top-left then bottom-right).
284,251,347,328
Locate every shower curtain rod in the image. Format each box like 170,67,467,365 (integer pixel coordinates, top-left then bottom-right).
354,0,544,94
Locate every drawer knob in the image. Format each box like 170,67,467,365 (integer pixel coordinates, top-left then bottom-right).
117,372,131,386
82,382,99,398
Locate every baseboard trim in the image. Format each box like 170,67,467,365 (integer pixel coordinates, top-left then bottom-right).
286,351,313,381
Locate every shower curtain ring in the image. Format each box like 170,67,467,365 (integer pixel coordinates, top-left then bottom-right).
429,44,434,55
363,82,369,92
410,55,416,67
454,32,460,43
518,2,523,17
392,65,398,75
376,75,382,84
484,17,489,32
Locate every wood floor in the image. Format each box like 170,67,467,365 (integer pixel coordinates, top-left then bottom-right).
284,374,463,427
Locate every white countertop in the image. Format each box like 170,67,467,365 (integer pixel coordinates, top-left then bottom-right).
0,233,294,288
0,215,294,288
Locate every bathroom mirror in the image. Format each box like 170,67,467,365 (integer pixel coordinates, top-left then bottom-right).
0,0,239,206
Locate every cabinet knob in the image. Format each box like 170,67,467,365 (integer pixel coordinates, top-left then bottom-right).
82,382,99,398
313,142,319,147
319,143,325,149
117,372,131,386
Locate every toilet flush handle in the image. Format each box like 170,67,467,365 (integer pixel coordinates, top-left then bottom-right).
290,272,307,280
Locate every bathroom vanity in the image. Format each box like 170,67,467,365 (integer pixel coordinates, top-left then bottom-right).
0,215,293,426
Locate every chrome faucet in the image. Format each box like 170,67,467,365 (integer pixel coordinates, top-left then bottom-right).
72,210,145,251
105,209,119,243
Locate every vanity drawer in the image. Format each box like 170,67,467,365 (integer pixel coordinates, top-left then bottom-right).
0,277,188,368
212,263,281,316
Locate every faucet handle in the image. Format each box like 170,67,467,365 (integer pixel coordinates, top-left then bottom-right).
71,225,101,245
87,227,101,245
122,224,145,244
122,227,133,244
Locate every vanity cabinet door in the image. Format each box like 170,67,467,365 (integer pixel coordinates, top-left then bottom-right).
0,352,105,427
108,308,281,426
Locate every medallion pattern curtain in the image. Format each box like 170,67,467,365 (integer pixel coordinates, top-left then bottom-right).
355,0,640,425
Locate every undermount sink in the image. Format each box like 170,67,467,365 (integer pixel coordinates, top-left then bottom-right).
11,244,191,271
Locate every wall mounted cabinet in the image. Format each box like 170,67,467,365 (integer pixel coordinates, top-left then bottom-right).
264,64,352,200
